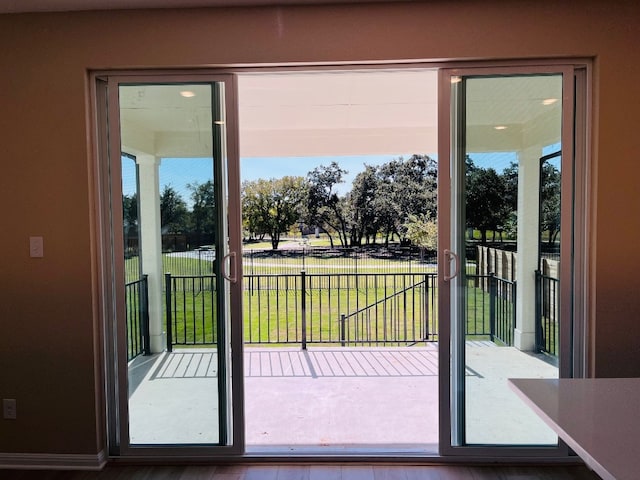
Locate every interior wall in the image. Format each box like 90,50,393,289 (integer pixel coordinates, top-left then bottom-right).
0,0,639,456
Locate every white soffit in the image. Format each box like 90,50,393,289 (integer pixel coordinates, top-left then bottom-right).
119,70,562,160
238,70,438,157
120,70,440,159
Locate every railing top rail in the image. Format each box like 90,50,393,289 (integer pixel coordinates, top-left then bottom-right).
165,274,216,280
125,275,148,288
243,273,304,278
535,270,559,281
467,273,516,285
246,271,438,279
165,271,438,281
342,277,429,321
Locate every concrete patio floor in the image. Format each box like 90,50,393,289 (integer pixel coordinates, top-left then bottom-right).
127,343,558,451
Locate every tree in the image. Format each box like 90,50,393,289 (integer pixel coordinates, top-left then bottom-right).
372,175,398,246
241,180,266,241
188,180,216,245
404,212,437,252
465,158,509,243
122,192,139,253
160,185,189,234
242,176,306,250
499,161,519,240
376,154,438,245
242,179,272,241
305,162,349,247
122,193,138,233
348,164,380,246
540,161,561,244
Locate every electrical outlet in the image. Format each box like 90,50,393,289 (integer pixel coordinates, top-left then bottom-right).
3,399,16,419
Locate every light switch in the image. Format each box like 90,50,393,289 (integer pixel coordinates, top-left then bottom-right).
29,236,44,258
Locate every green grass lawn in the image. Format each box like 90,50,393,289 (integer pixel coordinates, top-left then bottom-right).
158,279,512,348
244,280,435,346
243,233,369,249
125,250,554,353
168,289,219,346
165,275,436,347
157,282,559,353
126,249,434,283
127,279,509,354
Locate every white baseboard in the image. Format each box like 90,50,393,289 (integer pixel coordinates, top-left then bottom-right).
0,450,106,470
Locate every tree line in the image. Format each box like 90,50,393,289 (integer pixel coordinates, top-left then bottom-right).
465,157,561,244
123,181,217,246
243,155,438,249
122,154,560,251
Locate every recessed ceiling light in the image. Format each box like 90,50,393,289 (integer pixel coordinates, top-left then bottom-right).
494,125,508,130
180,91,196,98
542,98,558,106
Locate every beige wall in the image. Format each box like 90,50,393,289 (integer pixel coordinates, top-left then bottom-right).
0,0,639,456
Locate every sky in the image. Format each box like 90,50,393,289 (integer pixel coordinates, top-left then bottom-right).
121,142,561,205
240,154,412,193
122,153,419,203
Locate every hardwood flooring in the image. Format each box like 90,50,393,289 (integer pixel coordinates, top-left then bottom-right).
2,464,601,479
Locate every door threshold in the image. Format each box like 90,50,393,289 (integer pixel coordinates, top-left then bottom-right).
245,443,439,459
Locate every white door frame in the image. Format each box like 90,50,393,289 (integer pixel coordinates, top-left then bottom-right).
91,60,590,461
437,63,591,457
93,71,244,458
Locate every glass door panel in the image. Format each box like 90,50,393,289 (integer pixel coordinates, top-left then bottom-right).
463,75,561,445
111,79,241,452
441,70,575,451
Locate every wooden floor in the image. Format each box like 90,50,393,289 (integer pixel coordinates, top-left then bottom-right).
3,464,601,479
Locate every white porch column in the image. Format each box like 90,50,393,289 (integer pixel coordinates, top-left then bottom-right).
514,146,541,351
136,154,165,353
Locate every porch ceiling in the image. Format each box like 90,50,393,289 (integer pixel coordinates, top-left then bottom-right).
119,70,561,159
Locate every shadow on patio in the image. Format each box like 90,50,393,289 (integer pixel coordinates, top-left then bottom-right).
127,343,557,451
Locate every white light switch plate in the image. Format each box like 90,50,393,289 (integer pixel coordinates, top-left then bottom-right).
3,399,16,419
29,236,44,258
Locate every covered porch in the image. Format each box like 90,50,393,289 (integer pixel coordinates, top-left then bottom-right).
127,343,558,451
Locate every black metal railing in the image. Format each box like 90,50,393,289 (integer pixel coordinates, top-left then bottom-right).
490,273,516,346
246,272,437,347
165,273,218,352
244,272,304,346
165,271,439,348
162,270,538,354
535,270,559,356
125,275,150,361
466,273,516,346
339,274,436,346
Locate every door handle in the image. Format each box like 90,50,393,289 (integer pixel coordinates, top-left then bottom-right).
443,249,460,282
222,251,237,283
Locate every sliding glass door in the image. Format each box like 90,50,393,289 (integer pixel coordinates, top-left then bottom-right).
96,63,587,459
105,75,243,455
438,66,585,455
